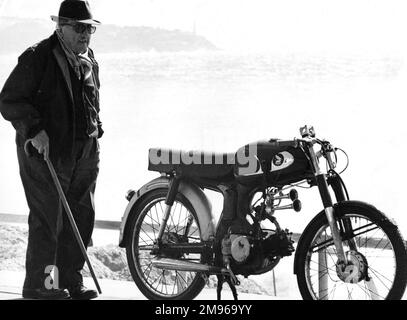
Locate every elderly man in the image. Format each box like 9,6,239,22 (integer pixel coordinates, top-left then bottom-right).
0,0,103,299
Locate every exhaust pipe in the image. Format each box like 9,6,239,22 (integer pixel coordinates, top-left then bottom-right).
151,257,228,274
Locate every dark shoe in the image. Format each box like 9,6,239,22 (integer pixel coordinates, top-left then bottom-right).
22,288,70,300
68,283,98,300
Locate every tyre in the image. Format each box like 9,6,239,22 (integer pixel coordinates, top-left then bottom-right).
125,188,206,300
296,201,407,300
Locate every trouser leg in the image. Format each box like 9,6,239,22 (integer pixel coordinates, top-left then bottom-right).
17,146,71,290
56,138,99,287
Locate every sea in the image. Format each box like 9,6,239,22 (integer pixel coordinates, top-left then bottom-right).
1,49,407,246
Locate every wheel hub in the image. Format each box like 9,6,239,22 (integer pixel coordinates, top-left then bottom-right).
336,250,368,284
159,232,188,259
162,232,183,244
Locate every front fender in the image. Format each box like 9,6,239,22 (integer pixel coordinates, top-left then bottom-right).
119,176,216,247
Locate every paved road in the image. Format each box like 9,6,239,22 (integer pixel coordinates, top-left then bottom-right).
2,270,406,300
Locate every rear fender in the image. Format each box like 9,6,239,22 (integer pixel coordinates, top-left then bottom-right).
119,176,216,247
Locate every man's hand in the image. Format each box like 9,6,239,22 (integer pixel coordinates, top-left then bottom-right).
89,127,99,139
28,130,49,159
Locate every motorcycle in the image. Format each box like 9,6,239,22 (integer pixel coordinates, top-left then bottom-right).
118,125,407,300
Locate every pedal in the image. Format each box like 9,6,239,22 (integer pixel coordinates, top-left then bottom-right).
227,268,240,286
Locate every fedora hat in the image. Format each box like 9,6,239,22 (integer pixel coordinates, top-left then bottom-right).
51,0,101,25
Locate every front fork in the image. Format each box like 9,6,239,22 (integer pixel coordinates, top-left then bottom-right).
308,146,348,266
328,174,357,252
316,175,348,265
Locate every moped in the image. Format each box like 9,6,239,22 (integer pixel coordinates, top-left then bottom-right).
119,125,407,300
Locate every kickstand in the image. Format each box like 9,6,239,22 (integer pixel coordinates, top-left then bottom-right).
216,266,240,301
216,274,239,300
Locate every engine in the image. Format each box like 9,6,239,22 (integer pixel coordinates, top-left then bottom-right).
220,219,295,275
222,234,252,264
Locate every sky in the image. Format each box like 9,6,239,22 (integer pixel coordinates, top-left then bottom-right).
1,0,407,54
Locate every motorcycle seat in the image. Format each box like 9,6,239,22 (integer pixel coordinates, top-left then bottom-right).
148,148,235,180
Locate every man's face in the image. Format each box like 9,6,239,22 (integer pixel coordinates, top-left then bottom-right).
61,23,93,54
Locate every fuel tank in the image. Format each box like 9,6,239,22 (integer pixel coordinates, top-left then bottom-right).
234,139,313,187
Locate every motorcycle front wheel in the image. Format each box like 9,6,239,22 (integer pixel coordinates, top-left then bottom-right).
296,202,407,300
125,188,206,300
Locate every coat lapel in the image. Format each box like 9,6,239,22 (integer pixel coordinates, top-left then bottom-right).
52,44,74,103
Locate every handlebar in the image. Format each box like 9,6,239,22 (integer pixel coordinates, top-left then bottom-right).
270,137,335,152
271,137,337,167
270,138,320,149
269,126,347,172
269,139,300,148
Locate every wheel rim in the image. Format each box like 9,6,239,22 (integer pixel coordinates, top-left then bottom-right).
131,196,202,298
304,213,397,300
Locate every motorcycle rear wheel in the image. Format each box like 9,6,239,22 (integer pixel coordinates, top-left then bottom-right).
296,202,407,300
125,188,206,300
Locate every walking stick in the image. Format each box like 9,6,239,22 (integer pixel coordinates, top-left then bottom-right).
24,141,102,294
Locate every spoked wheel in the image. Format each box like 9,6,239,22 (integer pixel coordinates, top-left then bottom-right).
126,189,206,300
296,202,407,300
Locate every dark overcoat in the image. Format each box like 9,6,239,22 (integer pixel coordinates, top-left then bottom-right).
0,32,103,160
